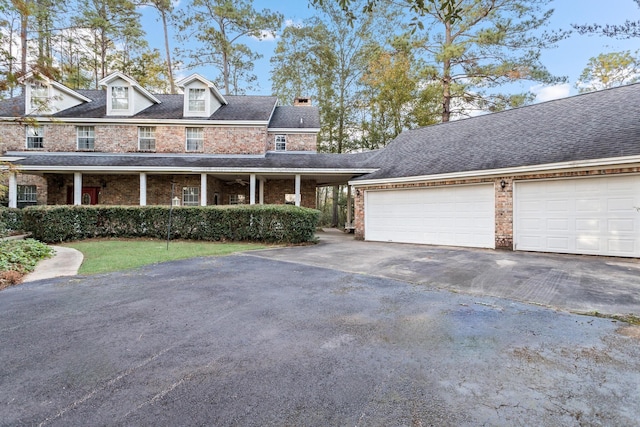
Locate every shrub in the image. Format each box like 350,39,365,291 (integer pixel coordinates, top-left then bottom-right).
0,207,24,237
22,204,321,244
0,238,54,289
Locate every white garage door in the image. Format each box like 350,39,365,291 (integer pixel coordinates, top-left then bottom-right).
515,175,640,257
365,184,495,248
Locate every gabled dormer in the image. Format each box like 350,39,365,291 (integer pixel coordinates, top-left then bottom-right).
98,72,160,116
177,74,227,118
21,72,91,116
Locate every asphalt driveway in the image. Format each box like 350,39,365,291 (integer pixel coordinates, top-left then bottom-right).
251,229,640,317
2,245,640,425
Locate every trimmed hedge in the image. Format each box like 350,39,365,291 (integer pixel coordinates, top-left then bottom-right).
22,204,321,244
0,208,24,237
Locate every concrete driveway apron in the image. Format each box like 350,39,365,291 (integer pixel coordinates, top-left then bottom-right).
249,229,640,317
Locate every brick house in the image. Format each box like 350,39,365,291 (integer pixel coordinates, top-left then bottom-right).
349,83,640,258
3,73,640,258
1,72,374,209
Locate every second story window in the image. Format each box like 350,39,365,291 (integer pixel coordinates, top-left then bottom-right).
138,127,156,151
188,88,206,112
26,126,44,149
186,127,204,152
77,126,95,150
111,86,129,110
30,83,48,110
275,135,287,151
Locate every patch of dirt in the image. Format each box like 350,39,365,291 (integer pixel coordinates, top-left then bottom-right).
617,325,640,339
512,346,548,364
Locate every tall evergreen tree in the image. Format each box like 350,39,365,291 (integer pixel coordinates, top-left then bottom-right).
176,0,282,95
136,0,176,93
74,0,145,86
415,0,565,122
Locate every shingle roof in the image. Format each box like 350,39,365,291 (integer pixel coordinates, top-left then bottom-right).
0,91,295,123
269,106,321,129
354,83,640,181
8,151,377,170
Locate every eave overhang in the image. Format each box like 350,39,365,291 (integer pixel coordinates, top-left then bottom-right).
267,127,321,133
349,155,640,187
0,116,270,127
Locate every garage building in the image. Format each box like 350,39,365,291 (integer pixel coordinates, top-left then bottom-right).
351,83,640,258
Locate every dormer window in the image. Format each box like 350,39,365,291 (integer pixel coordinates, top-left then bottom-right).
111,86,129,110
188,88,206,112
99,72,160,116
177,74,227,118
30,83,49,110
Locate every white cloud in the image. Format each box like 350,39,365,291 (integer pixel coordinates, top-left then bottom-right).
256,30,277,41
285,19,304,28
530,83,571,103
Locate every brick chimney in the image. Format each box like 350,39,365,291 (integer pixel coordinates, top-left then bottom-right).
293,97,311,106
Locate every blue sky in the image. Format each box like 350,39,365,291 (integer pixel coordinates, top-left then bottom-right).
140,0,640,102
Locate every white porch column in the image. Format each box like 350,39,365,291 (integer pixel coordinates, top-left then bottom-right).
259,178,265,205
139,172,147,206
200,173,207,206
8,172,17,208
73,172,82,205
294,174,301,207
346,185,352,226
249,174,256,205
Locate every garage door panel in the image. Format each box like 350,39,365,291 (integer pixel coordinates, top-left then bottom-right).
547,219,569,231
515,175,640,257
365,185,495,249
609,219,635,232
609,198,635,211
609,239,635,253
576,199,600,212
547,236,570,251
576,219,600,232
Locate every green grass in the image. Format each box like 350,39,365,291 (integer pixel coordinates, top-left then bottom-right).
62,239,268,275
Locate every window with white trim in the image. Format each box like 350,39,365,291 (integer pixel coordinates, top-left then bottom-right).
138,126,156,151
188,88,206,112
186,127,204,152
30,83,48,110
26,126,44,149
77,126,95,150
182,187,199,206
111,86,129,110
275,134,287,151
17,185,37,203
229,194,246,205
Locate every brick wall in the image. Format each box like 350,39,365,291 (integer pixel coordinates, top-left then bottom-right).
1,122,271,155
40,173,317,209
266,132,317,152
263,179,316,208
14,174,47,206
353,167,640,249
0,123,25,152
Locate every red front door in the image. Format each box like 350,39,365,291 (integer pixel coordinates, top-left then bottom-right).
67,186,100,205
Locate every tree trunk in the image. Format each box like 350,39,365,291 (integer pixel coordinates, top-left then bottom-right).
161,9,176,94
19,1,28,80
441,19,452,122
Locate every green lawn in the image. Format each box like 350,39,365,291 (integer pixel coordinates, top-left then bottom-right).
62,239,268,275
